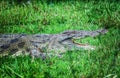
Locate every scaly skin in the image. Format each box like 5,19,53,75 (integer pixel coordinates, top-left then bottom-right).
0,29,108,59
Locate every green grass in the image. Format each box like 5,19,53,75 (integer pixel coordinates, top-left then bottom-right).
0,0,120,78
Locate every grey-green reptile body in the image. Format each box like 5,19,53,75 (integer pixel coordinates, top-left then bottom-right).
0,29,108,59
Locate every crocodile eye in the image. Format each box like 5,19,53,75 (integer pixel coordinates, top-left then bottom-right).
10,38,19,43
1,44,10,49
18,42,25,48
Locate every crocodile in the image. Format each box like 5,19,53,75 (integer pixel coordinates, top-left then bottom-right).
0,29,108,59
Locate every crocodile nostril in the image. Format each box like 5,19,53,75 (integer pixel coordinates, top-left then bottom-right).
18,42,25,48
